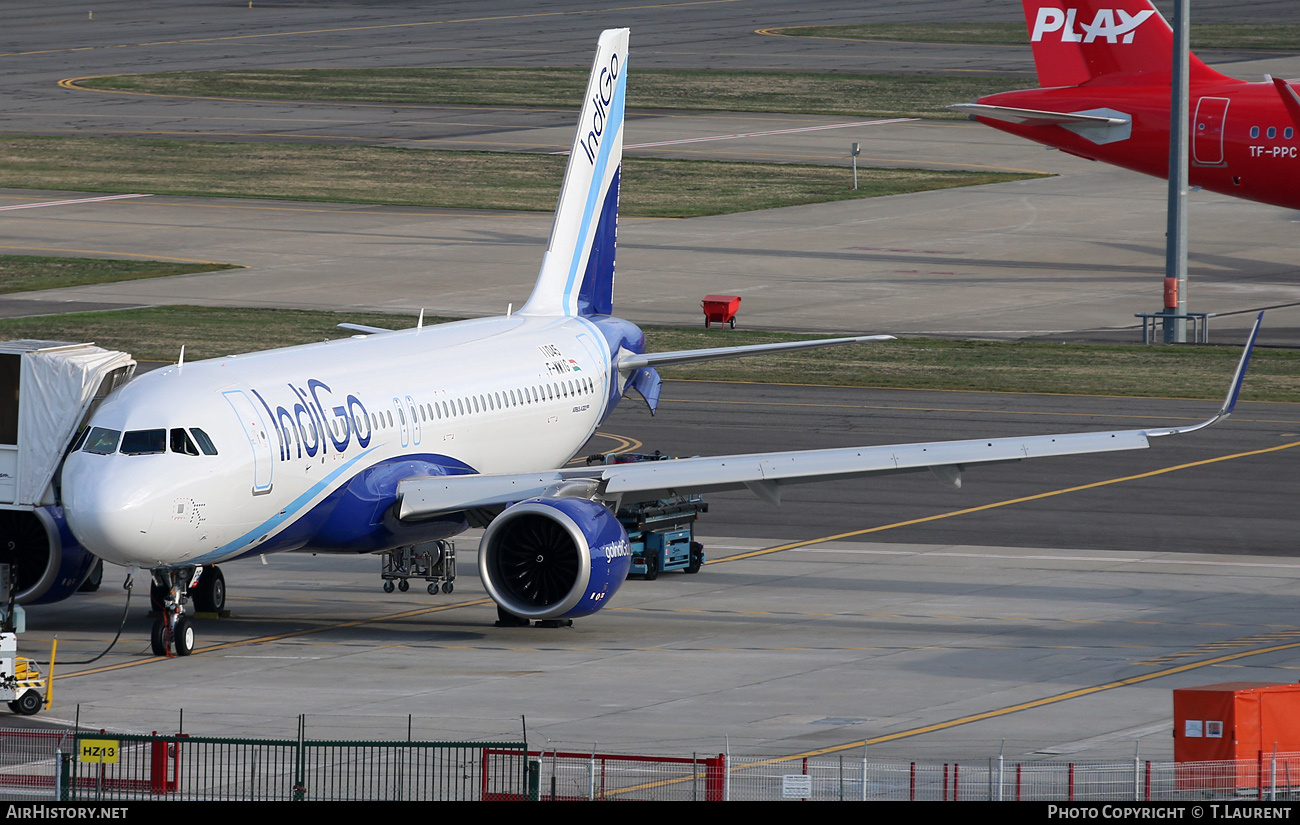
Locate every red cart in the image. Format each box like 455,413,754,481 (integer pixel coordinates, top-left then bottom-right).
701,294,741,328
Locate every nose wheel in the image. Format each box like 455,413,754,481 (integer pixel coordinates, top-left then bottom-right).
149,568,201,657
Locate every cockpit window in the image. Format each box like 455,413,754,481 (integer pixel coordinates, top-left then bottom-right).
83,427,121,455
170,428,199,456
120,429,166,455
191,428,218,456
69,427,91,453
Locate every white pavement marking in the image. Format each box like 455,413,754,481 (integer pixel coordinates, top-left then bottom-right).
0,193,152,211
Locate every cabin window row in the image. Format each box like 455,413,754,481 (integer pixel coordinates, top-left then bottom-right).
361,376,597,432
1248,126,1295,140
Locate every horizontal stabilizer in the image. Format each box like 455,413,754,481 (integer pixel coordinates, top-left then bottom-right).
949,103,1125,126
337,323,392,335
950,103,1131,144
617,335,895,372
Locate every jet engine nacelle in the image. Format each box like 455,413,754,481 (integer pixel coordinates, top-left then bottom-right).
478,497,631,621
0,506,100,605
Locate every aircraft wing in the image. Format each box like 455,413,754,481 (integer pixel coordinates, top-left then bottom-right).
396,315,1260,520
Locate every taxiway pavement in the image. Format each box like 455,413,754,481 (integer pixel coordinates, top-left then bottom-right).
2,1,1299,766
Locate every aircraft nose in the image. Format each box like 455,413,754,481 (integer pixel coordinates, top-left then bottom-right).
62,455,159,566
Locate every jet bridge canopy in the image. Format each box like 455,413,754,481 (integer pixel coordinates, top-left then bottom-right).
0,340,135,508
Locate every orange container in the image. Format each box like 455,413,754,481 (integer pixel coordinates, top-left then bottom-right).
1174,682,1300,791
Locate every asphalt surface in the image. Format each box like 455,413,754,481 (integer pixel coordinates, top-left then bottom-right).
2,1,1300,769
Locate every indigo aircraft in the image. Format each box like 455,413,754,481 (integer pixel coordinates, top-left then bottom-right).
32,30,1257,657
952,0,1300,210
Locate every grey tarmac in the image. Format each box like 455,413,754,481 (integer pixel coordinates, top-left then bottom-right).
1,1,1298,767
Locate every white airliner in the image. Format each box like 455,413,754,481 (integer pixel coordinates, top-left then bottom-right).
55,29,1258,657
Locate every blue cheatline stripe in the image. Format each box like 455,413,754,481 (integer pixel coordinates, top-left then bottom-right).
189,445,380,565
561,59,626,316
577,166,620,316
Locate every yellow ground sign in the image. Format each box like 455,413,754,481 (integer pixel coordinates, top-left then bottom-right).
79,739,119,763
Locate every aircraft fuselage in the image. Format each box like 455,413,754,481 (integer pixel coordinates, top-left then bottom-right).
61,313,633,569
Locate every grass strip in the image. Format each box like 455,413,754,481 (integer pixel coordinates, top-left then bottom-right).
73,69,1033,120
1,306,1293,402
0,137,1042,218
768,23,1300,51
0,254,238,295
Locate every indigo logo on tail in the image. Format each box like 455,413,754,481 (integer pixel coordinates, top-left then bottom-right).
1031,7,1155,44
577,52,621,164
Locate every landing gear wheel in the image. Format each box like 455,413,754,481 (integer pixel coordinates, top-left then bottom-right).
442,581,454,594
397,579,410,593
194,566,226,613
9,690,41,716
383,580,395,593
686,541,704,574
643,556,659,581
150,619,168,656
78,558,104,592
174,618,195,656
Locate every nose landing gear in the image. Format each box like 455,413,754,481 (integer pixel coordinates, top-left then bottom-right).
149,566,220,657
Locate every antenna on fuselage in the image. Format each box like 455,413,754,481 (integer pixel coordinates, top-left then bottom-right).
178,345,185,373
418,308,424,331
507,303,513,317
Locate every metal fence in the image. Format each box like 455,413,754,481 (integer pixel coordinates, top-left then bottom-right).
0,727,75,799
0,728,526,801
6,726,1300,801
503,749,725,801
720,753,1300,801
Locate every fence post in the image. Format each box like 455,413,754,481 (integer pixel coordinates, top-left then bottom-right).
56,750,72,802
860,752,867,802
997,744,1005,802
706,753,726,801
693,753,698,802
293,714,306,801
1271,746,1278,802
527,757,540,802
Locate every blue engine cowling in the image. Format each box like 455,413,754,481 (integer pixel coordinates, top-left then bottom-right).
478,497,630,621
0,506,100,605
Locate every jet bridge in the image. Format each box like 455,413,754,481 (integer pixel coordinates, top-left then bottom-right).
0,340,135,603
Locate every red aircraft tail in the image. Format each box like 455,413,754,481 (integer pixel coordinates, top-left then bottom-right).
1020,0,1228,87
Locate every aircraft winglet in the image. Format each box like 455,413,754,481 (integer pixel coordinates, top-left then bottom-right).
1145,312,1263,438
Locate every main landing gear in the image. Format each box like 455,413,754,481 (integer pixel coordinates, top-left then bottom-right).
148,565,224,657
